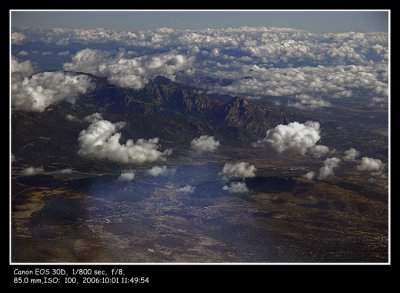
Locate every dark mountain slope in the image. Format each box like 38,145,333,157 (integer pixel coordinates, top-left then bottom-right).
12,74,305,166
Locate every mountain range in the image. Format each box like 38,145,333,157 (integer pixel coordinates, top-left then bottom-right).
12,73,304,166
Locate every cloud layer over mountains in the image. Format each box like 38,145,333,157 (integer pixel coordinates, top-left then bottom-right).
63,49,195,89
12,27,388,109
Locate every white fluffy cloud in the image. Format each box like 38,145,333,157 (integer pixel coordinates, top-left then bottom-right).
12,57,95,112
309,145,330,158
78,117,172,164
118,170,135,181
57,50,70,56
343,148,360,161
84,112,103,123
357,157,384,172
190,135,220,153
318,157,341,179
303,171,316,180
13,27,387,105
11,56,34,77
66,114,80,122
17,50,29,56
19,167,44,176
222,182,249,193
11,32,26,44
220,162,256,180
176,185,195,194
253,121,321,155
147,165,176,177
288,94,331,110
16,28,387,66
13,27,387,111
64,48,195,89
56,168,73,174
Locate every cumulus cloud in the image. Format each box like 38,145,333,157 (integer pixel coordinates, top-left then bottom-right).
118,170,135,181
343,148,360,161
12,72,94,112
19,167,44,176
11,56,34,77
372,96,385,103
147,165,176,177
64,48,195,89
176,185,195,194
303,171,316,180
222,182,249,193
78,118,172,164
190,135,220,153
253,121,321,155
17,50,29,56
84,112,103,123
288,94,331,110
57,50,70,56
56,168,73,174
318,157,341,179
11,154,16,163
309,145,330,158
66,114,80,122
356,157,384,172
11,32,26,44
220,162,256,180
12,57,95,112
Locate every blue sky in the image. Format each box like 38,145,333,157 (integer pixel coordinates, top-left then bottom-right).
12,10,388,33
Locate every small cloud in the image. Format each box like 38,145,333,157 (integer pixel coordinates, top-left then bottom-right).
11,56,33,77
372,97,385,103
190,135,220,153
57,50,70,56
20,167,44,176
11,32,25,44
211,48,220,57
84,112,103,123
11,154,16,163
17,50,29,56
146,165,176,177
118,170,135,181
288,94,331,110
220,162,256,180
343,147,360,161
42,51,52,56
318,157,341,179
66,114,80,122
176,185,195,194
309,145,330,158
222,182,249,193
303,171,316,180
57,168,73,174
356,157,384,173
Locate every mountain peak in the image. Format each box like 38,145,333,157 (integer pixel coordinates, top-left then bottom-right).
229,97,249,108
152,76,174,85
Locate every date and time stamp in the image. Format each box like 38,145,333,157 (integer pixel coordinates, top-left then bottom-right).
11,268,150,286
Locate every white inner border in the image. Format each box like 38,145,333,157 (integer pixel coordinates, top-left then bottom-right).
9,9,391,266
